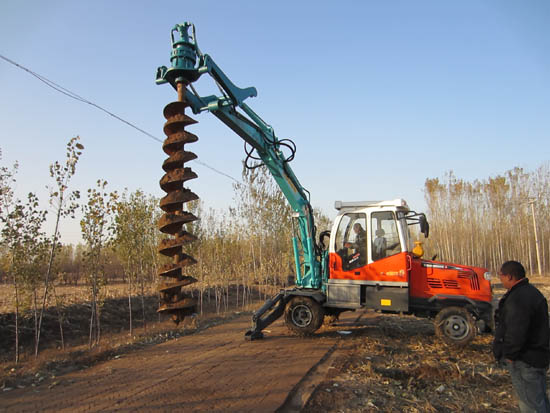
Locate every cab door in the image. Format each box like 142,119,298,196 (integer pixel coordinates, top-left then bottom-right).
365,210,409,311
329,212,368,279
327,209,410,311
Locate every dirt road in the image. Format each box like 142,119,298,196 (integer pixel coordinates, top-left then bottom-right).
1,312,360,413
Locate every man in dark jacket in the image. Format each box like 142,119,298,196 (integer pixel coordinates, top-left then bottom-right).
493,260,550,413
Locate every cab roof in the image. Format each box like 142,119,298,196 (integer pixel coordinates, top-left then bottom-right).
334,199,409,211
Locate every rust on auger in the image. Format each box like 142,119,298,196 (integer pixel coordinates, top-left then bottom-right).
157,25,199,324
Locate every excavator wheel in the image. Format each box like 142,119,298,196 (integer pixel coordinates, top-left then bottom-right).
434,306,476,347
284,296,324,336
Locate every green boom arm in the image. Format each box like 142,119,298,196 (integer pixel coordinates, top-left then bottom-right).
156,22,322,289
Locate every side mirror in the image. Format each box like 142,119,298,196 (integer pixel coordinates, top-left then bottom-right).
419,214,429,238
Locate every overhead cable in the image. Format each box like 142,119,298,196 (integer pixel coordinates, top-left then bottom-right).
0,53,240,183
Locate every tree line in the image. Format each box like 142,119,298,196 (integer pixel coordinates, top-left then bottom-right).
0,139,307,362
424,166,550,275
2,136,547,363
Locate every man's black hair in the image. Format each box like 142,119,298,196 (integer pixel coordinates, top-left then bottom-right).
500,260,526,280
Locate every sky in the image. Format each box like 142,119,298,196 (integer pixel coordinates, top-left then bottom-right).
1,0,549,244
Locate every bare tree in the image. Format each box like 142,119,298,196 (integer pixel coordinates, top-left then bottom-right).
113,189,159,335
36,136,83,356
0,152,20,362
80,180,118,347
1,194,48,359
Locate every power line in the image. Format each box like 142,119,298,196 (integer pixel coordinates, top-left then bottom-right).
194,160,240,183
0,53,241,183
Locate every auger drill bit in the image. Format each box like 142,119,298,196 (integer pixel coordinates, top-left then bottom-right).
158,83,199,324
156,23,202,325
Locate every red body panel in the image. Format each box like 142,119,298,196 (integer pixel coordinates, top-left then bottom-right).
328,251,492,304
409,258,492,304
329,251,409,283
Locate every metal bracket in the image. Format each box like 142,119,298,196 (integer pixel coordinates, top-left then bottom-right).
244,292,288,341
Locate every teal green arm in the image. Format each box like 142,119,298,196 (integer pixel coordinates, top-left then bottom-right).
156,22,322,289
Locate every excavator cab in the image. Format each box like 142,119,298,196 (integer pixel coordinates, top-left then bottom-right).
330,199,414,273
326,200,413,313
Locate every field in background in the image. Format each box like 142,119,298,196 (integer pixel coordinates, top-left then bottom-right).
1,276,550,412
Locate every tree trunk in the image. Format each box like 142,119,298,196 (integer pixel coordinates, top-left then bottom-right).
140,262,146,331
36,199,63,357
33,290,38,358
128,273,133,337
52,286,65,350
96,294,101,345
14,274,20,364
89,297,95,348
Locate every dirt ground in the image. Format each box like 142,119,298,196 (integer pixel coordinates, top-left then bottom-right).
302,278,550,413
0,310,346,413
1,277,550,412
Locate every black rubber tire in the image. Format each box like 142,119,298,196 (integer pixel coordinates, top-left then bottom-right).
434,306,476,347
284,296,324,336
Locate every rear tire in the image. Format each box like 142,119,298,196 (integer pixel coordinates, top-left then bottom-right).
434,306,476,347
285,296,324,336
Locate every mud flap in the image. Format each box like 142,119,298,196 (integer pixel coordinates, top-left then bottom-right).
245,292,287,341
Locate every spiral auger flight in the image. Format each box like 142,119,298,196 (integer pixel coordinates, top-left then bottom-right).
155,22,204,325
157,83,200,324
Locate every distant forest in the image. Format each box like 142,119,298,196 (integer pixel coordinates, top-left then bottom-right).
1,137,548,361
424,165,550,275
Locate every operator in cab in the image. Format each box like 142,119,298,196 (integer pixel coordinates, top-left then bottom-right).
345,223,366,268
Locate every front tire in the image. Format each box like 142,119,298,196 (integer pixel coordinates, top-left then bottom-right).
434,306,476,347
284,296,324,336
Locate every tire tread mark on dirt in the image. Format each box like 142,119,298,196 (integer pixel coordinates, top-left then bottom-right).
4,338,236,413
92,339,237,411
276,311,366,413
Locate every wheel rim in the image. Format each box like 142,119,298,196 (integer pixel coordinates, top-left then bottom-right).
442,314,470,341
291,304,313,328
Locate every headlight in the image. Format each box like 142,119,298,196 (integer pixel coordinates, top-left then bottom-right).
483,271,492,281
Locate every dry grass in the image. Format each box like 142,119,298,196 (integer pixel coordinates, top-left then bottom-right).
0,281,266,391
1,275,549,411
0,282,157,314
303,275,550,412
305,315,515,412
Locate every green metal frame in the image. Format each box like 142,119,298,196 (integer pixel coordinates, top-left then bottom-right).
156,23,323,289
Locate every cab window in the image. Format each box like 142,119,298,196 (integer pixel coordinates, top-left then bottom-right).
335,213,367,271
371,211,401,261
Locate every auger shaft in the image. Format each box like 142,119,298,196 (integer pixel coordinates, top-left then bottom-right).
155,23,205,324
157,81,199,324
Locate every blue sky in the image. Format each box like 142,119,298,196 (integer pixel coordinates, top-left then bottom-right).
1,1,549,243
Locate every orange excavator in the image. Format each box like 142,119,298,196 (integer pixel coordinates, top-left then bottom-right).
154,22,493,347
